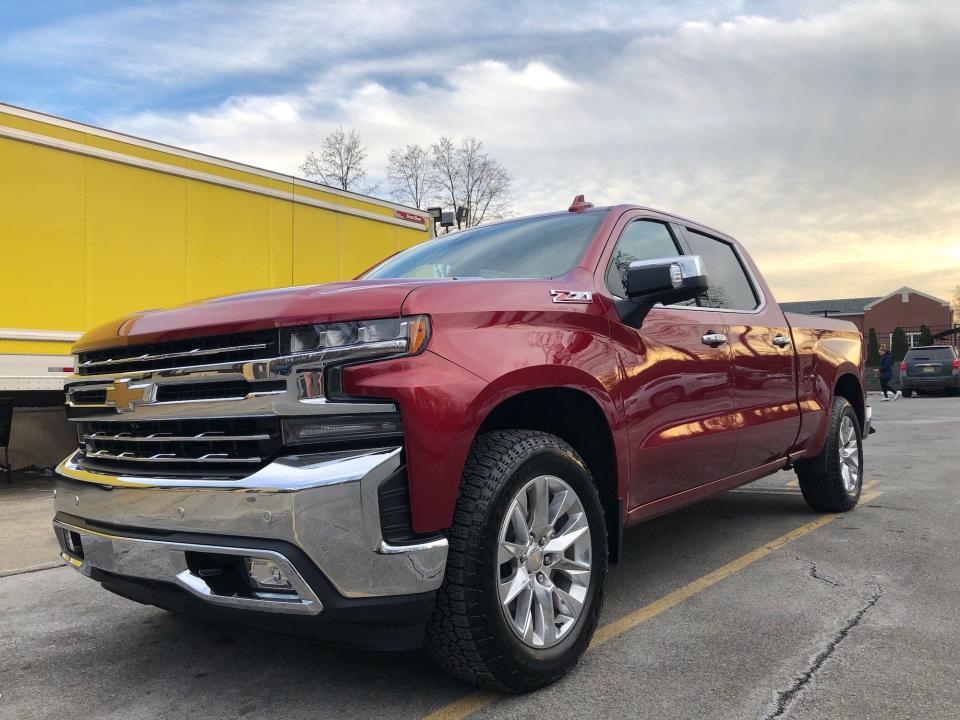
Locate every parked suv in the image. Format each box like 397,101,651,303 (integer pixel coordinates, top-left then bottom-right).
900,345,960,396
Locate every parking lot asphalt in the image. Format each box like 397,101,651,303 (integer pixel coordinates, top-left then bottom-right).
1,396,958,719
0,476,60,576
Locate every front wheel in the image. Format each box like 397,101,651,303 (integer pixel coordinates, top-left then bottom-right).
795,397,863,512
426,430,607,692
902,388,913,398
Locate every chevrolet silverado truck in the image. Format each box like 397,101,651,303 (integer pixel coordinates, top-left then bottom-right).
53,197,871,691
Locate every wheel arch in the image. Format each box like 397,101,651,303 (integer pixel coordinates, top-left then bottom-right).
834,370,866,432
474,382,625,562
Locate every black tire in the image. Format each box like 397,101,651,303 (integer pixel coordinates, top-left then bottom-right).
795,397,863,512
901,388,913,398
426,430,608,692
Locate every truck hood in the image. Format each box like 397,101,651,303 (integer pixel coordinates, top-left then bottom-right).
73,279,432,352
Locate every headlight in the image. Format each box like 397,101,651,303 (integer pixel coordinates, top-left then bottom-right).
281,315,430,358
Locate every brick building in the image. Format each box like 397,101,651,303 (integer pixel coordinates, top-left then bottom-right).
780,286,956,350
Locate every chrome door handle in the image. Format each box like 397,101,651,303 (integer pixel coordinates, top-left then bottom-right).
772,335,791,348
701,333,727,346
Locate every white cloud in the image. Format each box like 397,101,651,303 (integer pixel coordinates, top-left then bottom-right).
81,0,960,302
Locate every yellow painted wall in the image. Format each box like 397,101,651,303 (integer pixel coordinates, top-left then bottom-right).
0,107,431,356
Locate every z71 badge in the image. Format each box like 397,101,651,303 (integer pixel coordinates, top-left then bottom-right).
550,289,593,304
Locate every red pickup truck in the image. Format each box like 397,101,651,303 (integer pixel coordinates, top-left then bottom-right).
54,198,870,691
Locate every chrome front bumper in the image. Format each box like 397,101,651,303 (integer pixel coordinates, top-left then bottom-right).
54,519,325,615
54,447,448,614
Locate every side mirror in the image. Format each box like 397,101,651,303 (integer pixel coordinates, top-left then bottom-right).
625,255,708,304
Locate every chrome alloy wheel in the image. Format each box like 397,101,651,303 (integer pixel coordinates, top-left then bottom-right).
496,475,592,649
838,415,861,492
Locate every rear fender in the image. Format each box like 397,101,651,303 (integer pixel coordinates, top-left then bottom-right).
798,361,864,459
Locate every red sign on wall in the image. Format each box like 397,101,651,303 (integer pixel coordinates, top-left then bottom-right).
394,210,427,226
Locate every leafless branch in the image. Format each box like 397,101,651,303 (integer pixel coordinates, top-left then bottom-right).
386,143,436,208
428,136,512,228
299,125,368,191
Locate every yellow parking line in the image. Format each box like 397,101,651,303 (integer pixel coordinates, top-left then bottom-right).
421,489,883,720
788,476,882,490
594,489,881,646
422,693,501,720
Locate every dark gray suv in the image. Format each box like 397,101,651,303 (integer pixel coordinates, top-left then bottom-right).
900,345,960,397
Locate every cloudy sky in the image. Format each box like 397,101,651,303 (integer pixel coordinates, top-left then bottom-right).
2,0,958,302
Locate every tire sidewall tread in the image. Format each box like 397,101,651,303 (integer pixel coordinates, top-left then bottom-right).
427,429,608,692
796,397,863,512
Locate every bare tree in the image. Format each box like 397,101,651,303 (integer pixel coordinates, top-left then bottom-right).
386,143,435,208
430,136,512,228
952,283,960,323
299,126,368,191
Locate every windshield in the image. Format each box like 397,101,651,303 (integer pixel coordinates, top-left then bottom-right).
362,211,604,280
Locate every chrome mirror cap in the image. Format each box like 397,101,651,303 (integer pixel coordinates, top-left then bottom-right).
625,255,708,302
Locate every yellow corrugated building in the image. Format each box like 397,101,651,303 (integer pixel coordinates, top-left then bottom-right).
0,103,431,393
0,103,431,466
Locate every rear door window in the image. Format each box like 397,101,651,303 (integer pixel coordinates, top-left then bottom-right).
683,230,760,311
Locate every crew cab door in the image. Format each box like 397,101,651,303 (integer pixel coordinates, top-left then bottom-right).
598,212,737,508
678,227,801,473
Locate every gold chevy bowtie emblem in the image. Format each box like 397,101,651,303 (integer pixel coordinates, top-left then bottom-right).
104,378,148,412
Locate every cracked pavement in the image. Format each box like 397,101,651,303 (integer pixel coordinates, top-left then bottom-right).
1,396,958,719
764,585,884,719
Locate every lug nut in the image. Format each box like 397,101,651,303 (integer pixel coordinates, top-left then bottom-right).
539,537,546,546
544,556,553,566
537,572,545,582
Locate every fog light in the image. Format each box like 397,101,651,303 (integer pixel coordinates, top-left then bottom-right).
65,530,83,556
245,557,292,590
282,413,403,445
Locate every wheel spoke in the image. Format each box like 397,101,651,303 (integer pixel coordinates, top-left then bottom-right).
552,556,591,579
529,475,550,536
552,584,584,617
498,540,527,564
509,502,530,541
845,455,859,477
520,592,537,644
548,488,576,526
499,567,530,606
514,584,534,638
532,581,556,646
544,512,588,554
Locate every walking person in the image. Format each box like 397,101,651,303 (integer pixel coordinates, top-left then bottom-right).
878,344,901,401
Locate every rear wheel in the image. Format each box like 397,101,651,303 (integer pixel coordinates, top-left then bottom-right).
426,430,607,692
796,397,863,512
901,388,913,398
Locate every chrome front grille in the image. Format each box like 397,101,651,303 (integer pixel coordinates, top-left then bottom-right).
156,380,285,402
76,329,278,376
66,328,403,479
77,418,282,477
